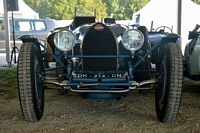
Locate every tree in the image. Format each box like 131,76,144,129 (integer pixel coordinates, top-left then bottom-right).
75,0,107,19
23,0,107,19
192,0,200,5
44,0,76,20
23,0,148,20
23,0,77,19
23,0,40,12
103,0,149,20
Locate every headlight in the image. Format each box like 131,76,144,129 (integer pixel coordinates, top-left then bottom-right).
54,29,75,51
122,29,144,51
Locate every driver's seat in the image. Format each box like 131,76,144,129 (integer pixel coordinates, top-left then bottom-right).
158,29,165,33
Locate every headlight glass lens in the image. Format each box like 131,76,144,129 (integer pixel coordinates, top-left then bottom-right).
54,30,75,51
122,29,144,51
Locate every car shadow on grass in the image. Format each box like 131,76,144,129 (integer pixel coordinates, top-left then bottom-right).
183,77,200,95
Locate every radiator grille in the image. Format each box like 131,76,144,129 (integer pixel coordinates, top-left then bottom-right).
82,23,118,71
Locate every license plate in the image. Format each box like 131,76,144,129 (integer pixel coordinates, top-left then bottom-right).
75,73,122,78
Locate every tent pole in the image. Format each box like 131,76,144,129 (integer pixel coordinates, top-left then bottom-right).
177,0,182,50
177,0,182,35
3,0,11,67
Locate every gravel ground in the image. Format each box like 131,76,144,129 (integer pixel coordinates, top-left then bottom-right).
0,84,200,133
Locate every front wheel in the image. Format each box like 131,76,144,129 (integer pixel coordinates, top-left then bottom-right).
155,43,183,123
17,42,44,122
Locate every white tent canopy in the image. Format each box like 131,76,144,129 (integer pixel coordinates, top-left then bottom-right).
132,0,200,53
0,0,39,19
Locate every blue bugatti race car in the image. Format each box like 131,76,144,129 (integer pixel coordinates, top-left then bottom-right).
17,13,183,123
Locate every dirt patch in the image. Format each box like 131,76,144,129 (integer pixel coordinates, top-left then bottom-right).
0,83,200,133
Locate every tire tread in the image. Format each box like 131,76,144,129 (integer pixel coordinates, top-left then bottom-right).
17,43,44,122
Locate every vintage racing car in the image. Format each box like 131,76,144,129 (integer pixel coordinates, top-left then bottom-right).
17,15,183,123
184,24,200,80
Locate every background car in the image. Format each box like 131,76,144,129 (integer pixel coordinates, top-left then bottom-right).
184,24,200,79
0,17,57,50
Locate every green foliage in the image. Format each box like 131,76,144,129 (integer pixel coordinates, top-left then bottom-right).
37,0,77,19
0,22,4,30
76,0,107,19
103,0,149,20
192,0,200,5
23,0,149,20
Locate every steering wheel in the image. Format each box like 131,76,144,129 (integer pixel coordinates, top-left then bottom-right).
155,26,173,33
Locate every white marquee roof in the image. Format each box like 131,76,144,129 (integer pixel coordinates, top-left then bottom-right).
132,0,200,53
0,0,39,19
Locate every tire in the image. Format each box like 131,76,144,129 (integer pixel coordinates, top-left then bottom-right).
155,43,183,123
17,42,44,122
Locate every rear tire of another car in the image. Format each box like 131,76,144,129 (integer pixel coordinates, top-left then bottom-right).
155,43,183,123
17,42,44,122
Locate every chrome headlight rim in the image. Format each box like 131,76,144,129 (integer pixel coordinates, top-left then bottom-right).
53,29,76,52
121,29,144,52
